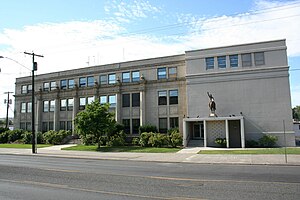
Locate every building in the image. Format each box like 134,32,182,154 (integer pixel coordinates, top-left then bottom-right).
14,39,295,147
294,120,300,145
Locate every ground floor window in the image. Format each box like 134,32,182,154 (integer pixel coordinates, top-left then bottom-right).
159,118,168,133
170,117,179,128
67,121,72,131
49,121,54,131
20,122,26,130
42,122,48,132
26,122,32,131
132,119,140,134
60,121,66,130
122,119,130,134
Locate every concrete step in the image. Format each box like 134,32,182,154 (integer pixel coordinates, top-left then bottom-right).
188,140,204,147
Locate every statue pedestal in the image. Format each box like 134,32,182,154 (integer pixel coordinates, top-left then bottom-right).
209,113,217,117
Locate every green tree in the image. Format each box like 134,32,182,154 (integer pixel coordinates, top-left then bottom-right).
74,101,116,149
293,106,300,121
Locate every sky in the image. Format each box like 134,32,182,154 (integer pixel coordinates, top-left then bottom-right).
0,0,300,118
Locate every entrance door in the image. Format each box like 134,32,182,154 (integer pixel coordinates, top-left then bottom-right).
193,123,204,139
229,120,241,148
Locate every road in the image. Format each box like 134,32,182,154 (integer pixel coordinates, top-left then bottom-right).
0,155,299,200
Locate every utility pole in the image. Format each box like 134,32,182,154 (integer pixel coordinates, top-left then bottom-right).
24,52,43,154
4,92,13,129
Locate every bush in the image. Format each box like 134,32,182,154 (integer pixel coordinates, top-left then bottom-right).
167,129,182,148
107,131,126,147
81,134,97,145
0,127,9,134
8,129,24,143
139,124,158,134
0,131,9,143
132,137,140,146
246,140,259,148
44,130,71,145
259,134,278,147
139,132,155,147
21,131,45,144
148,133,168,147
215,138,226,147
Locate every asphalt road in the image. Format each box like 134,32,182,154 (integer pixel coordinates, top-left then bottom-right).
0,155,299,200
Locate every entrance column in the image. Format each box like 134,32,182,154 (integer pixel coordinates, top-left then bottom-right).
72,96,79,135
53,98,59,131
240,118,245,148
225,119,230,148
140,90,146,126
203,120,207,147
183,119,187,147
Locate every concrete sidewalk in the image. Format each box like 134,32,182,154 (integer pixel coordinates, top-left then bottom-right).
0,145,299,165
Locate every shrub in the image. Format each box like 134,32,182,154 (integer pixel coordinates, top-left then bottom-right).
44,130,71,145
139,132,155,147
107,130,126,147
0,127,9,134
8,129,24,143
0,131,10,143
246,140,259,148
139,124,158,134
259,134,278,147
167,129,182,148
148,133,168,147
81,134,97,145
132,137,140,146
215,138,226,147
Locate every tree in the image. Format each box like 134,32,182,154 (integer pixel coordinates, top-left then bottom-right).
74,101,116,149
293,106,300,121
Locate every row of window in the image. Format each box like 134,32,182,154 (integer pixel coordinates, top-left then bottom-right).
157,67,177,80
158,90,178,105
21,102,32,113
205,52,265,70
42,121,72,132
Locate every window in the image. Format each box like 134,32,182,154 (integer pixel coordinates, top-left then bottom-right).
26,122,32,131
100,96,107,104
299,125,300,130
132,93,140,107
50,81,57,90
60,99,67,111
43,82,49,91
87,76,94,87
79,97,86,110
43,101,49,112
159,118,168,133
169,90,178,105
79,77,86,87
100,75,107,85
49,100,55,112
42,122,48,132
132,71,140,82
254,52,265,66
168,67,177,78
59,121,66,130
21,102,27,113
206,57,214,69
122,94,130,107
132,119,140,134
60,80,67,90
157,67,167,79
27,102,32,113
217,56,226,68
68,79,75,89
170,117,179,128
229,55,238,67
20,122,26,130
87,96,94,104
67,99,73,111
67,121,72,131
21,85,27,94
108,74,116,84
158,91,167,105
122,72,130,83
109,95,116,107
27,85,32,93
49,122,54,131
123,119,130,134
242,53,252,67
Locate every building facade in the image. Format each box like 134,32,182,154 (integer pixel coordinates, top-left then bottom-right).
14,39,295,147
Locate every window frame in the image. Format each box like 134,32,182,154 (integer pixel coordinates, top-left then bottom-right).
27,102,32,113
49,100,55,112
43,82,50,91
205,57,214,70
169,90,178,105
159,118,168,133
254,52,265,66
21,85,27,94
108,74,116,85
157,67,167,80
170,117,179,128
79,97,86,110
122,72,130,83
229,55,238,67
99,75,107,85
60,80,67,90
242,53,252,67
122,94,130,107
158,91,167,105
60,99,67,111
168,67,177,78
132,118,140,134
100,96,107,104
217,56,226,68
67,98,74,111
132,93,140,107
108,95,116,107
87,76,95,87
132,71,140,82
68,79,75,89
43,101,49,112
21,102,27,113
50,81,57,90
79,77,87,87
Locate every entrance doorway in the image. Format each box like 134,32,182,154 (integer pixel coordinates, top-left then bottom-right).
193,123,204,139
229,120,241,148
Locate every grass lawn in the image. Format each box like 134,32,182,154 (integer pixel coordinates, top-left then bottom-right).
62,145,181,153
0,144,51,149
198,148,300,155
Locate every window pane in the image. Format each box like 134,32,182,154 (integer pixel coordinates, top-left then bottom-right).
206,57,214,69
100,75,107,85
21,103,26,113
109,95,116,107
26,122,32,131
50,81,57,90
67,99,73,111
60,80,67,89
87,76,94,87
43,82,49,91
170,117,179,128
68,79,75,89
79,77,86,87
254,52,265,66
49,122,54,130
229,55,238,67
132,93,140,107
108,74,116,84
49,100,55,112
20,122,26,130
27,102,32,113
217,56,226,68
122,72,130,83
42,122,48,132
27,85,32,93
60,121,66,130
100,96,107,104
21,85,27,94
122,94,130,107
87,96,94,104
60,99,66,111
43,101,49,112
132,119,140,134
157,67,167,80
169,90,178,105
158,91,167,105
168,67,177,78
159,118,168,133
67,121,72,131
123,119,130,134
132,71,140,82
242,53,252,67
79,97,86,110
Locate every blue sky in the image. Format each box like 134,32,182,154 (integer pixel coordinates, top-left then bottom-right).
0,0,300,117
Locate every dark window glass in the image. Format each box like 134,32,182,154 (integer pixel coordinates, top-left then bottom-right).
87,76,94,87
122,94,130,107
229,55,238,67
159,118,168,133
157,67,167,79
42,122,48,132
123,119,130,134
100,75,107,85
132,93,140,107
60,80,67,90
68,79,75,89
132,71,140,82
20,122,26,130
67,121,72,131
79,77,86,87
132,119,140,134
254,52,265,66
206,57,214,69
60,99,67,111
170,117,179,128
242,53,252,67
59,121,66,130
158,91,167,105
169,90,178,105
122,72,130,83
49,122,54,130
43,82,49,91
217,56,226,68
26,122,32,131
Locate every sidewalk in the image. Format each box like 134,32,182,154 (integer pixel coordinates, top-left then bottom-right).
0,145,299,165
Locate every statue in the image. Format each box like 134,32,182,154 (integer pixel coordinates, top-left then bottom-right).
207,92,217,117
